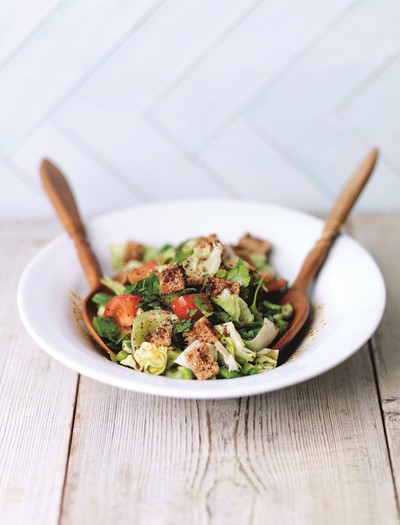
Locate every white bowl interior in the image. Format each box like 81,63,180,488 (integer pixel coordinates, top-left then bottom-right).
18,200,385,399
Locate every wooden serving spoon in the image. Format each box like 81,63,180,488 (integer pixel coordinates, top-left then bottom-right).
40,159,116,356
273,148,379,353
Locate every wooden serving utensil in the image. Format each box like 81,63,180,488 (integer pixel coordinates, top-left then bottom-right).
273,148,379,353
40,159,116,356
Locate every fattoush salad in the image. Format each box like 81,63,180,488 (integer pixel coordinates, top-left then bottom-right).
91,234,293,380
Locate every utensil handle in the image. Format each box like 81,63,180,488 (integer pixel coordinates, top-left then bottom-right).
40,159,102,291
293,148,379,291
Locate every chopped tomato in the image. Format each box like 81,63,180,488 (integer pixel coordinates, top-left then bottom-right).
127,260,158,284
104,294,142,328
170,293,212,320
263,274,287,293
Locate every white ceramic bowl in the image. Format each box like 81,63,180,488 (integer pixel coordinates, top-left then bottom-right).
18,200,385,399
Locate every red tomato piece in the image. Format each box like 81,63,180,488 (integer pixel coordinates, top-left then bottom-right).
263,276,287,293
104,294,142,328
127,260,158,284
170,293,212,320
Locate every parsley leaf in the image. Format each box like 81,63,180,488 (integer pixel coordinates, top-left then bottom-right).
174,318,193,334
124,274,169,311
227,258,250,287
193,295,213,317
91,292,113,307
93,316,121,342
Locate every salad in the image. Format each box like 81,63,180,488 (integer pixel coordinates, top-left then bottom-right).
91,233,293,380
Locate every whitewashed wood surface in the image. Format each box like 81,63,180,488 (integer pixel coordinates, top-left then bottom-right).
0,216,399,525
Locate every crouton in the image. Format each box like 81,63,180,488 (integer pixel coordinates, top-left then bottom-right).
184,342,219,380
127,261,158,284
195,233,220,249
114,268,128,284
184,317,219,345
124,240,144,262
158,265,185,295
184,275,204,287
236,233,271,255
205,276,240,297
146,323,172,347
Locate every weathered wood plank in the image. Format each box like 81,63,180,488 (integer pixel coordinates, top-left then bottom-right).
349,215,400,509
0,221,78,525
61,348,398,522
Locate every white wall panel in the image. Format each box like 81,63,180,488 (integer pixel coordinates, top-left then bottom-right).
201,119,331,212
291,116,400,212
12,124,143,217
340,56,400,167
0,0,62,64
56,0,259,128
0,0,399,217
0,0,160,154
248,0,400,148
150,0,355,150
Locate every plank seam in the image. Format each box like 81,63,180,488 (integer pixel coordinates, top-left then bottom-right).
57,374,81,525
368,340,400,518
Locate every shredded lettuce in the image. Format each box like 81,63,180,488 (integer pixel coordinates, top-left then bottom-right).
215,322,256,364
255,348,279,372
212,289,254,324
120,354,142,370
101,276,125,295
213,340,240,372
243,318,279,351
111,349,129,363
182,239,223,280
133,341,168,375
131,310,174,349
174,341,201,369
165,366,194,379
109,244,126,270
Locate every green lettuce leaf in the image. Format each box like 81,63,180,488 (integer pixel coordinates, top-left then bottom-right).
93,316,121,342
215,322,256,364
109,243,125,270
134,342,168,375
227,258,250,287
243,317,279,351
101,276,125,296
131,310,174,348
212,289,254,324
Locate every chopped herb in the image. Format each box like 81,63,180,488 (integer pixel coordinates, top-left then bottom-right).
91,292,113,307
124,274,170,311
215,268,228,279
193,295,213,317
93,316,121,342
227,258,250,287
250,278,264,322
173,318,193,334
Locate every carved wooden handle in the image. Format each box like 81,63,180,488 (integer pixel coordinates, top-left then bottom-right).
40,159,102,291
293,148,379,290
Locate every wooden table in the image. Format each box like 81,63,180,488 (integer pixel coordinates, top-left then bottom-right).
1,216,399,525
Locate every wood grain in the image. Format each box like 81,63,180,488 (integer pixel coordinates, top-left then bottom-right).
1,218,400,525
349,215,400,509
0,221,78,525
60,352,398,524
